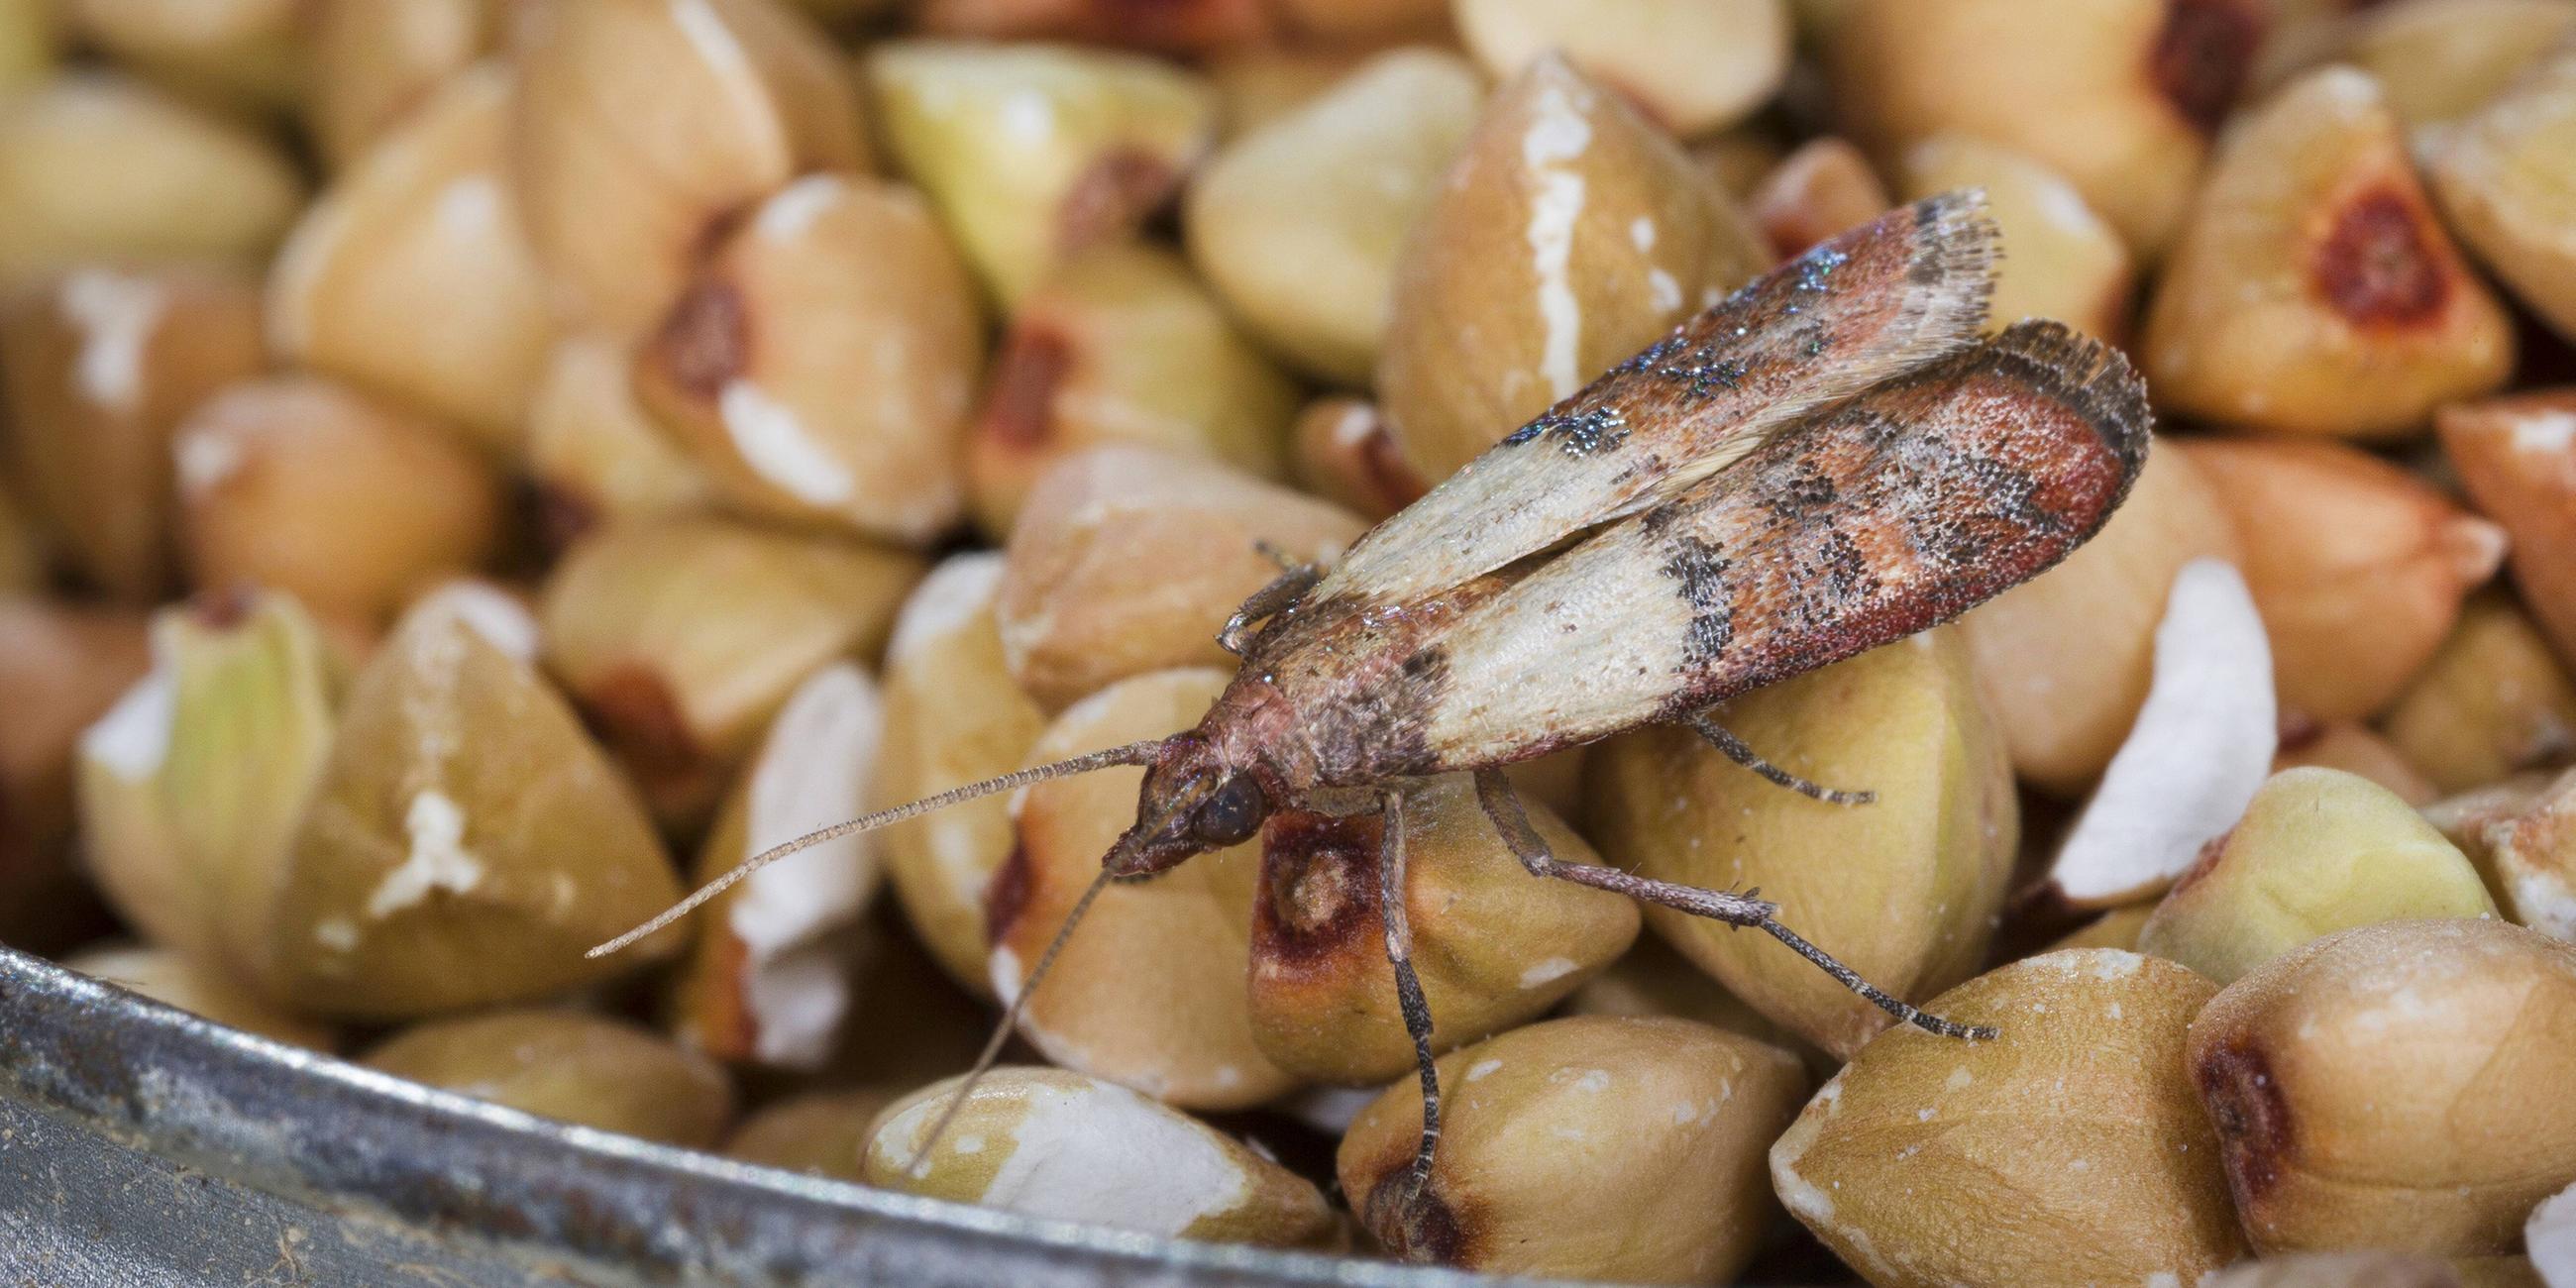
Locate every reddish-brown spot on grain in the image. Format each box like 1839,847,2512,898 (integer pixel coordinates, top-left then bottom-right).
1089,0,1270,50
1058,152,1179,254
2312,188,2449,327
652,279,750,402
985,841,1036,943
977,326,1075,451
583,665,702,783
1361,1166,1480,1266
927,0,1272,53
2196,1032,2293,1204
694,930,759,1062
2152,0,2261,136
1250,810,1381,977
2275,711,2323,754
187,583,258,629
531,483,599,555
2172,828,2235,893
1355,417,1431,515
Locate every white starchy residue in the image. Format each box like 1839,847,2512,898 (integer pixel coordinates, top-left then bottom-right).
999,90,1057,147
2525,1178,2576,1286
173,424,247,496
979,1081,1247,1234
1648,268,1683,313
1518,956,1578,989
407,581,540,663
729,666,882,1066
744,944,850,1067
670,0,781,164
367,791,486,916
2048,560,2276,905
1572,1069,1610,1093
432,173,504,238
1944,1066,1974,1091
731,665,882,955
954,1134,984,1154
1328,403,1379,448
1521,80,1592,401
2305,63,2386,119
1277,1086,1377,1135
313,918,359,952
1773,1144,1900,1283
1629,216,1656,252
1771,1153,1833,1224
888,553,1006,666
60,269,164,414
2507,863,2576,942
2512,410,2576,456
2030,172,2105,238
990,945,1025,1006
81,663,176,780
756,174,846,242
1465,1058,1504,1082
720,381,857,505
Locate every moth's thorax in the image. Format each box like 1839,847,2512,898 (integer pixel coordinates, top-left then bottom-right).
1191,672,1312,796
1248,577,1529,788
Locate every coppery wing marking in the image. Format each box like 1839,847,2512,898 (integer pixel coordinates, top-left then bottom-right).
1306,319,2149,783
1302,191,2001,614
1640,320,2145,707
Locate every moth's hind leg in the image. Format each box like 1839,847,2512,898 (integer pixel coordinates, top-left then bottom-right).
1364,786,1451,1257
1469,770,1994,1041
1685,712,1876,806
1218,554,1322,656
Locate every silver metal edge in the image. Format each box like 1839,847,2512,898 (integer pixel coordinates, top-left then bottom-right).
0,944,1588,1286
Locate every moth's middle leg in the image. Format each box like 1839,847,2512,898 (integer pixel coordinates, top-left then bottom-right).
1365,784,1450,1257
1685,712,1875,806
1468,769,1995,1041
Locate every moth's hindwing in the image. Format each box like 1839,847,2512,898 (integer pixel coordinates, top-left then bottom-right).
1394,319,2152,775
1309,190,2002,613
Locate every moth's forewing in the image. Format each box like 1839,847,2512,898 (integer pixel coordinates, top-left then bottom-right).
1307,190,2001,614
1384,319,2151,776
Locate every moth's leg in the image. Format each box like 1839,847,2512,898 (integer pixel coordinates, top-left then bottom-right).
1218,559,1322,656
1367,785,1449,1251
1684,712,1876,806
1470,770,1993,1041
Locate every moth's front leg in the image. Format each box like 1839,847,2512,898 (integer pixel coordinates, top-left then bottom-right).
1469,770,1994,1041
1219,556,1322,656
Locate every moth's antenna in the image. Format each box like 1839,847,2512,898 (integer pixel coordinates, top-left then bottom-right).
586,739,1165,958
902,864,1118,1177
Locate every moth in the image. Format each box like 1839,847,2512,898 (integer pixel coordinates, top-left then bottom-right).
595,189,2151,1248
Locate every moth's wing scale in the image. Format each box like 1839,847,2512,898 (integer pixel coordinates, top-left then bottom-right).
1305,191,2001,612
1395,319,2151,775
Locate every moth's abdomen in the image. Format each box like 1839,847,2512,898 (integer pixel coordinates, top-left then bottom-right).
1413,319,2151,771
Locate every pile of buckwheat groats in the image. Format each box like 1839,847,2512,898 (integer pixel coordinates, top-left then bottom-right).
7,1,2576,1284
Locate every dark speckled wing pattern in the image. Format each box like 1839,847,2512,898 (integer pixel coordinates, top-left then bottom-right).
1397,319,2152,776
1308,191,2001,613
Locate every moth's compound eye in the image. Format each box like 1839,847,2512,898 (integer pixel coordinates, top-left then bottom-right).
1194,775,1267,847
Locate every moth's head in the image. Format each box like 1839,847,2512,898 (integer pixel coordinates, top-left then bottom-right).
1105,734,1269,879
